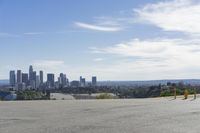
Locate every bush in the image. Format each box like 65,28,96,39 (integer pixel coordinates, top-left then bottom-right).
16,90,45,100
96,93,114,99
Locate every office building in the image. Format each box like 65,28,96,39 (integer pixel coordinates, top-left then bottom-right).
30,80,36,89
47,73,54,87
9,71,16,87
17,70,22,83
36,75,40,88
17,83,26,90
22,73,29,85
32,71,36,81
92,76,97,86
63,74,68,86
39,71,43,84
70,80,79,87
58,73,67,87
29,65,33,81
80,76,86,87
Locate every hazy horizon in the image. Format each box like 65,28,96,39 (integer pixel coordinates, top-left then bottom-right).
1,0,200,80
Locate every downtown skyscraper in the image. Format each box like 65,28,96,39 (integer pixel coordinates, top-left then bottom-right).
9,71,16,87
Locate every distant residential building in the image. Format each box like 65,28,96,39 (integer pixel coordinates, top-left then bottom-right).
92,76,97,86
47,73,54,88
22,73,29,85
9,71,16,87
17,70,22,83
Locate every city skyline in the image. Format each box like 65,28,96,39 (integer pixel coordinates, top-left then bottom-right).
9,65,97,82
1,0,200,80
9,65,97,90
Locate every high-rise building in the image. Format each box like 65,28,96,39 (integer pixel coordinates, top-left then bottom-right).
80,76,86,87
63,74,68,86
92,76,97,86
36,75,40,88
30,80,36,89
39,71,43,84
29,65,33,81
22,73,29,85
58,73,67,87
30,71,37,89
58,77,62,85
17,70,22,83
47,74,54,88
60,73,64,85
32,71,36,81
9,71,16,87
82,78,86,86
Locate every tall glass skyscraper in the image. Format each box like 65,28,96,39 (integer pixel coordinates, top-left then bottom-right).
17,70,22,83
9,71,16,86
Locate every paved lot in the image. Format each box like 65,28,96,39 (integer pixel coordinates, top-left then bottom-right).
1,97,200,133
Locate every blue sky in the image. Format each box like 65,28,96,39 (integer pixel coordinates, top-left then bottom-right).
1,0,200,81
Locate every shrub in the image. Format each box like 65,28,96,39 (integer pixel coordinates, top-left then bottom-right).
96,93,114,99
160,90,172,97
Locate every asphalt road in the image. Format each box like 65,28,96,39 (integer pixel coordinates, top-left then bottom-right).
1,97,200,133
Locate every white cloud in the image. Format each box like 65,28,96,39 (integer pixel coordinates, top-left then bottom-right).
135,0,200,35
90,37,200,80
75,22,122,32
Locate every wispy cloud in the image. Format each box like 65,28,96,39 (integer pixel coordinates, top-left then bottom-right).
75,22,122,32
23,32,46,35
33,60,66,69
93,58,104,62
0,32,20,38
135,0,200,35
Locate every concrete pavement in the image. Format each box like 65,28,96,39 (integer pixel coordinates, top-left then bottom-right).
1,97,200,133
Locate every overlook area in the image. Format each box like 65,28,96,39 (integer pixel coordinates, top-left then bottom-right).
1,97,200,133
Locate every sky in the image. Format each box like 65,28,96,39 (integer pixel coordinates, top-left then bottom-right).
1,0,200,81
